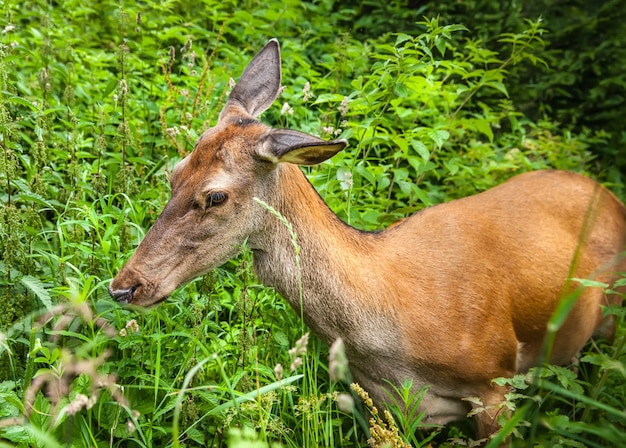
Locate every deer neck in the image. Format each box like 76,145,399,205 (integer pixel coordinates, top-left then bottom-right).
249,164,380,342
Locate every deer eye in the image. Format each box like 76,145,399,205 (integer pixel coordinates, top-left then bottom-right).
206,191,228,207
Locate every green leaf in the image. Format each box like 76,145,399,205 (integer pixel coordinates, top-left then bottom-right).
474,119,494,142
434,36,447,57
444,24,469,33
2,91,38,111
394,81,409,98
395,33,413,46
427,129,449,147
571,278,609,289
273,331,289,348
16,191,56,210
580,353,626,375
19,276,53,311
313,93,345,104
186,427,206,445
102,77,119,98
488,81,509,97
410,140,430,161
355,163,376,186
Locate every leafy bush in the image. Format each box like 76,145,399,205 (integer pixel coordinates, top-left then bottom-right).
425,0,626,193
0,0,624,447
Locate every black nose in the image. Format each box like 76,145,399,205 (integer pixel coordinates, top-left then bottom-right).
108,285,137,304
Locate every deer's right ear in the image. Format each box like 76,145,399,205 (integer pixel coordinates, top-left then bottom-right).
220,39,282,120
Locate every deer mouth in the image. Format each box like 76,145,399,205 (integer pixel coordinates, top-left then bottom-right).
108,284,171,307
108,285,138,304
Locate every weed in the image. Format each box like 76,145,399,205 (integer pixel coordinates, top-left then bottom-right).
0,1,624,447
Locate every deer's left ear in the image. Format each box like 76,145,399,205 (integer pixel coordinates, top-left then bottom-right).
258,129,348,166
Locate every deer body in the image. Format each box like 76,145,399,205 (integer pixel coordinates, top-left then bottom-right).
110,40,626,439
250,163,625,431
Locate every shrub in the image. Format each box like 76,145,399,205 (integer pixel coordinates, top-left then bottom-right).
0,1,624,446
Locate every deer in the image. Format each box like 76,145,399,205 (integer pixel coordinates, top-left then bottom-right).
109,39,626,440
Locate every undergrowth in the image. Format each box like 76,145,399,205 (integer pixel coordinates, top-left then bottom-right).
0,0,624,447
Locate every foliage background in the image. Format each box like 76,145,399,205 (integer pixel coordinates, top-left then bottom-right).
0,0,625,446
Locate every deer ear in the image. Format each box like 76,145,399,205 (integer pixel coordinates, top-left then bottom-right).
258,129,348,165
221,39,282,120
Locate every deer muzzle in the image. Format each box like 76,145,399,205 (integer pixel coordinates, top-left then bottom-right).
108,285,138,304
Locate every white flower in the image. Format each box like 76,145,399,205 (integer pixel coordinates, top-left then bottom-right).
274,363,283,381
338,97,349,117
125,319,139,333
336,393,355,413
281,102,294,115
65,394,94,415
290,357,302,371
302,81,312,102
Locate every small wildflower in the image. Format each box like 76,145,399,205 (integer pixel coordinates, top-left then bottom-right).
329,337,349,382
322,126,334,135
228,77,236,90
0,333,9,353
180,88,189,97
119,79,128,96
281,102,294,116
338,96,349,117
290,357,302,371
119,328,127,337
2,24,15,34
166,126,180,138
185,112,193,121
187,50,196,69
336,393,355,413
168,46,176,65
10,41,18,48
181,37,192,54
351,383,375,413
351,383,409,448
127,419,136,433
334,128,343,136
65,393,94,416
288,332,309,359
302,81,312,102
125,319,139,333
135,12,141,32
274,363,283,381
112,94,118,103
339,170,353,190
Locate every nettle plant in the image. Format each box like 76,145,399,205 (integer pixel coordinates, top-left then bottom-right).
307,18,597,230
1,5,623,447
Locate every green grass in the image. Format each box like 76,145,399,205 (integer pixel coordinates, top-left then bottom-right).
1,1,625,447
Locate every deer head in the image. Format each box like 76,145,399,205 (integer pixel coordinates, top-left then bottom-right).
108,39,347,305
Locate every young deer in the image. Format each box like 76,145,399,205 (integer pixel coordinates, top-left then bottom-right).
109,39,626,439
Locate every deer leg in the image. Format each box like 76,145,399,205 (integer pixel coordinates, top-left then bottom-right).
472,383,511,443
